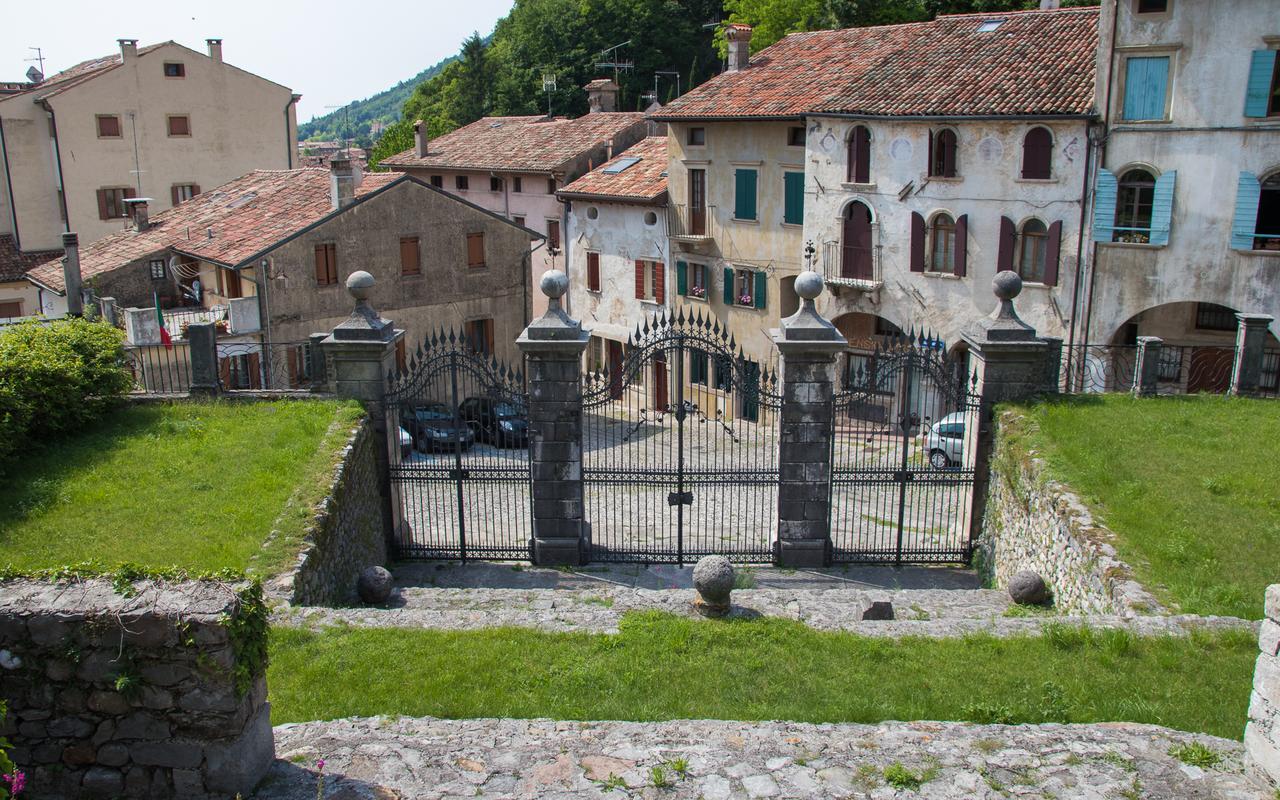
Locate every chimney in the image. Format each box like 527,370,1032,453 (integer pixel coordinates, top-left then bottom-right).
124,198,151,231
329,153,360,210
207,39,223,63
726,25,753,72
118,39,138,61
62,232,83,317
413,119,428,158
584,79,619,113
1039,0,1061,7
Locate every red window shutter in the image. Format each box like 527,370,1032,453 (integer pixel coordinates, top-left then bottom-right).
218,358,231,388
635,260,645,299
997,216,1016,272
942,131,956,177
852,127,870,184
171,185,180,205
954,214,968,277
1022,128,1052,180
191,184,200,196
926,130,934,177
910,212,926,272
1044,220,1063,287
97,189,110,220
549,220,560,250
466,233,485,267
314,245,328,284
654,262,665,304
587,253,600,291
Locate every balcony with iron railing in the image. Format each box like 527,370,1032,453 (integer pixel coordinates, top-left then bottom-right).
822,240,882,292
668,203,716,242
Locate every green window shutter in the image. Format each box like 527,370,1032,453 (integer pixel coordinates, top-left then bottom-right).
1091,168,1117,243
1231,172,1262,250
783,172,804,225
1122,56,1169,121
734,169,757,220
676,261,688,295
1244,50,1277,118
723,266,734,305
1149,170,1176,246
754,271,767,309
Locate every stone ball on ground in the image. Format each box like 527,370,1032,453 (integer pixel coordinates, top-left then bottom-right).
693,555,735,607
357,565,394,605
1008,570,1048,605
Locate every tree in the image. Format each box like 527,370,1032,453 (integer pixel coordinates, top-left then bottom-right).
719,0,826,54
456,33,491,124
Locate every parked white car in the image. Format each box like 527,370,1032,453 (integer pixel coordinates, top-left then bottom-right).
398,427,413,459
925,412,965,469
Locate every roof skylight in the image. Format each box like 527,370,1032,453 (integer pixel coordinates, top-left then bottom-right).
977,19,1005,32
602,156,641,174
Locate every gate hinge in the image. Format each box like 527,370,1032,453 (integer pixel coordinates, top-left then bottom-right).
667,491,694,506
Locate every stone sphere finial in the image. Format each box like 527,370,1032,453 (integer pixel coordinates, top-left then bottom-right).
692,555,735,618
540,269,569,300
795,270,824,301
992,270,1022,301
347,270,375,302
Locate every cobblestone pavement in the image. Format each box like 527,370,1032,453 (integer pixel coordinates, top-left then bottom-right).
254,717,1267,799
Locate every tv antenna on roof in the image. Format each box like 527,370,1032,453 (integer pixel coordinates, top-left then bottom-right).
595,40,634,87
325,104,353,151
541,71,557,118
25,47,45,83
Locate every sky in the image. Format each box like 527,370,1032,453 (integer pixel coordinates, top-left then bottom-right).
1,0,515,123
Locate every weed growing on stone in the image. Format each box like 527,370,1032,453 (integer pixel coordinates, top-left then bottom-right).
668,758,688,777
853,763,880,789
910,604,931,620
649,765,671,788
974,738,1004,754
1169,742,1221,769
1012,766,1039,786
733,567,757,590
977,765,1006,793
580,596,614,608
883,760,938,791
1063,753,1083,766
1117,774,1142,799
598,774,626,791
1101,751,1136,772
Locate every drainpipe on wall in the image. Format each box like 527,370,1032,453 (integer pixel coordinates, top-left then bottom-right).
1065,119,1096,382
0,115,23,249
284,95,300,169
45,106,70,233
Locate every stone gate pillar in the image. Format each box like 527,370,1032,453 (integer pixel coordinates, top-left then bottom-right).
961,271,1052,550
772,271,846,567
187,321,220,396
1133,336,1163,398
1230,313,1276,396
517,271,590,566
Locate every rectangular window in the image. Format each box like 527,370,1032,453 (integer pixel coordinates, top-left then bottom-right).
149,259,166,280
163,62,185,78
547,219,561,251
546,178,557,194
735,269,754,306
689,263,707,299
1136,0,1167,11
400,236,421,276
513,176,523,192
687,127,705,146
587,252,601,291
1195,302,1237,332
490,176,503,192
1121,56,1170,121
171,184,199,204
96,114,121,138
634,260,662,302
314,243,338,285
0,300,23,319
733,168,758,221
1157,345,1183,382
466,232,486,268
787,126,805,147
217,266,243,299
167,115,191,137
455,175,469,191
96,187,134,219
430,175,443,188
783,171,804,225
689,349,709,385
512,215,526,228
466,318,494,355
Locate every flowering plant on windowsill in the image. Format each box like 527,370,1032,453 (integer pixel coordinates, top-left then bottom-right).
690,286,706,299
739,294,753,306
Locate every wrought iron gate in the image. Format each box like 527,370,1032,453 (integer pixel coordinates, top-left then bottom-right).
582,309,783,564
386,330,531,560
830,335,978,564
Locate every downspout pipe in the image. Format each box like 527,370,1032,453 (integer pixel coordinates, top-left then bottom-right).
0,115,22,250
46,105,71,233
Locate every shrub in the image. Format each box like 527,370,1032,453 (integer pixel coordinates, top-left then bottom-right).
0,317,130,471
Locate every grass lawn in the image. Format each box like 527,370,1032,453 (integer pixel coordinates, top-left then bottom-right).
268,613,1255,739
1008,394,1280,619
0,399,363,574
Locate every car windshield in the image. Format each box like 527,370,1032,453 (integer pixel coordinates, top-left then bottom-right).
415,404,452,421
494,402,526,419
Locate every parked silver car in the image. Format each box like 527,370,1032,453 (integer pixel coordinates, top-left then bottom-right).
925,412,965,469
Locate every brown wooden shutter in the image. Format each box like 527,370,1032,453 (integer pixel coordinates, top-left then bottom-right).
466,233,485,267
218,358,231,389
1022,128,1052,179
654,262,665,304
548,220,560,250
328,244,338,284
942,132,956,177
910,212,926,272
997,216,1016,272
97,189,110,220
286,348,299,387
314,245,328,284
246,352,262,390
853,127,870,184
395,337,407,373
635,260,645,299
123,187,137,202
1044,220,1063,287
400,237,420,275
191,185,200,197
171,185,180,206
954,214,968,277
587,252,600,291
484,319,494,355
926,130,934,177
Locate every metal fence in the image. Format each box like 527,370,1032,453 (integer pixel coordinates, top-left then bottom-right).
123,343,193,394
1262,349,1280,399
217,340,316,392
1058,344,1138,394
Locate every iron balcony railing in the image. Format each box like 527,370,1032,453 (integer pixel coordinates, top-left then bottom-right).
667,203,715,240
821,240,881,288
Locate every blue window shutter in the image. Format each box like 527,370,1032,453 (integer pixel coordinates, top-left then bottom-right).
754,271,767,309
1149,170,1176,246
1245,50,1277,118
723,266,734,305
783,172,804,225
1122,56,1169,121
1231,172,1262,250
1092,168,1117,243
735,169,757,220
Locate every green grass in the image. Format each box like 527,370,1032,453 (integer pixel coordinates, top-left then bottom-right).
0,399,363,574
1007,394,1280,619
268,613,1255,739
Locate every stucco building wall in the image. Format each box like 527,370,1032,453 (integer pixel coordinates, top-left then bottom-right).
566,198,670,343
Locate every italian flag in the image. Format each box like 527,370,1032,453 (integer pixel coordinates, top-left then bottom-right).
154,293,173,349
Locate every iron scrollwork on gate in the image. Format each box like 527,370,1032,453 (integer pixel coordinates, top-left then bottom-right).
386,329,531,561
581,308,783,564
830,332,979,565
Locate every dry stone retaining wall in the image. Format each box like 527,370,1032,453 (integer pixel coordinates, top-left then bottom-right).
977,410,1164,617
0,578,272,799
1246,584,1280,787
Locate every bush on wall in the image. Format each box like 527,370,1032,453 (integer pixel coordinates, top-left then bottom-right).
0,318,131,471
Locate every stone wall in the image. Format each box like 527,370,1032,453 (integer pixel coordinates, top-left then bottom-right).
976,409,1164,617
1246,584,1280,787
0,578,272,799
273,414,387,606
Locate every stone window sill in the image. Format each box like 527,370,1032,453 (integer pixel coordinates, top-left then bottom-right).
927,176,963,183
731,218,759,225
1098,241,1166,251
841,182,876,192
920,271,962,280
1237,248,1280,258
1014,177,1059,185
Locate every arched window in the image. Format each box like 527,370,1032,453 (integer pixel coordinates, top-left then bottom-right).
929,213,956,272
1115,168,1156,243
848,125,871,184
1018,219,1049,282
930,129,957,178
841,201,874,281
1256,172,1280,251
1021,127,1052,179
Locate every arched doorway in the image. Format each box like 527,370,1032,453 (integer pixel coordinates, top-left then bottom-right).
842,202,874,281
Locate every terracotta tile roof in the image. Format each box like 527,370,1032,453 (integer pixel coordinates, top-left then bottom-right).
26,169,399,293
380,113,647,173
0,235,63,283
651,7,1098,121
557,136,669,203
1,44,170,104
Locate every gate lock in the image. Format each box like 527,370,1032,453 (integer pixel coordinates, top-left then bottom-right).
667,491,694,506
890,471,915,483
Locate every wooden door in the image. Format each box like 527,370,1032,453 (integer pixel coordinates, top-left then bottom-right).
653,351,669,411
842,203,873,280
689,169,706,235
1188,347,1233,394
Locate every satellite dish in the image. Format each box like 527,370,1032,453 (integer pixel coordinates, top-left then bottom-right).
26,66,43,84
